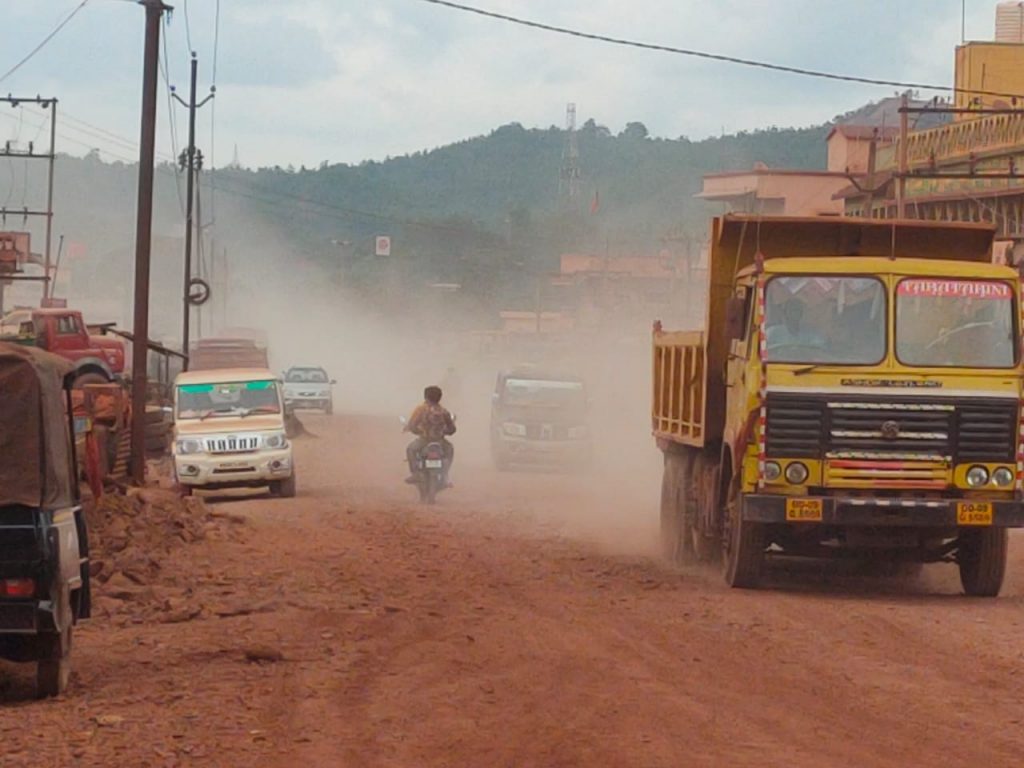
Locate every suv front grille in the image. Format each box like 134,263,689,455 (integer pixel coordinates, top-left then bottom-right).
204,436,260,454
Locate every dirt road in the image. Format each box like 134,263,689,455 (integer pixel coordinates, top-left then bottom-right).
3,413,1024,767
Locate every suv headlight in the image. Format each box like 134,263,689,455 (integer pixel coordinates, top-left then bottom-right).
264,432,288,449
502,422,526,437
176,438,202,455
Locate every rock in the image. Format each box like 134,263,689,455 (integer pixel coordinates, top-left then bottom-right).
244,646,284,664
94,714,124,727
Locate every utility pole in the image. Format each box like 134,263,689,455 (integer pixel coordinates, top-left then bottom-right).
897,92,909,219
130,0,169,485
174,53,213,369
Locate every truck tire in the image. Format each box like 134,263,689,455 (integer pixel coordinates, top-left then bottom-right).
37,587,72,698
958,528,1007,597
689,454,720,563
660,452,691,564
722,483,765,589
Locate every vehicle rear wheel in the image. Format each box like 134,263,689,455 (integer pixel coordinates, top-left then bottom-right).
325,401,334,416
420,474,438,504
659,451,692,565
689,454,719,563
958,528,1007,597
37,588,72,698
722,482,765,589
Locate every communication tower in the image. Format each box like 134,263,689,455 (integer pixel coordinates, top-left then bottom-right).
559,103,582,205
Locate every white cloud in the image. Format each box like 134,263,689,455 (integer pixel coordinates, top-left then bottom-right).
0,0,1004,167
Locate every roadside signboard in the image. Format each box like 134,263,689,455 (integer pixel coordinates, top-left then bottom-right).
375,235,392,257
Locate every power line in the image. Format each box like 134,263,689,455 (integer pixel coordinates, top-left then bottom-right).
414,0,1024,100
0,0,92,85
182,0,195,54
160,18,186,214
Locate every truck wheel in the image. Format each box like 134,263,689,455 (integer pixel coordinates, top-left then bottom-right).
37,588,72,698
660,452,692,564
722,484,765,589
958,528,1007,597
689,454,719,563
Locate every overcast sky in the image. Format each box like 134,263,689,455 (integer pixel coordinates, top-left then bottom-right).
0,0,1009,168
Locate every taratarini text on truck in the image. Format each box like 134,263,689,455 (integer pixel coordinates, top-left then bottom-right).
654,215,1024,595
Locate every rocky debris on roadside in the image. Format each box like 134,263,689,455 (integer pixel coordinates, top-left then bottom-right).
84,488,245,624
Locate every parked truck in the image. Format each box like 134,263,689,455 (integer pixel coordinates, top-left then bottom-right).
654,214,1024,595
0,308,125,386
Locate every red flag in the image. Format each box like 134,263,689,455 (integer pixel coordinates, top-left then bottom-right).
590,189,600,214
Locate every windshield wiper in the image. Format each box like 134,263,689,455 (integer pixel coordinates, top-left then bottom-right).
199,407,240,421
792,364,830,376
239,406,278,418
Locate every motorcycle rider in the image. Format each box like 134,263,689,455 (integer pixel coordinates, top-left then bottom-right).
405,385,456,484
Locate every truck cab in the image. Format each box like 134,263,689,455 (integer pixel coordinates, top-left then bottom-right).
172,368,296,497
490,366,592,471
655,215,1024,595
1,309,125,386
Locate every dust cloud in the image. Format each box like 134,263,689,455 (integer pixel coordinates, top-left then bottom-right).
207,223,676,558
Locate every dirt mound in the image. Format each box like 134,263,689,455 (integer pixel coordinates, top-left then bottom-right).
85,489,245,623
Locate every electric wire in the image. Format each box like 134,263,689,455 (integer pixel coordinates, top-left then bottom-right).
182,0,194,55
0,0,91,85
160,18,186,214
414,0,1024,100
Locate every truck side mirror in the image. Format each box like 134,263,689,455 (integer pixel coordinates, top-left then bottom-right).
725,296,746,341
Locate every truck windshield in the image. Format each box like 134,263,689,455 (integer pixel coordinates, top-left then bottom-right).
177,380,281,419
896,279,1015,368
764,276,886,365
501,378,585,408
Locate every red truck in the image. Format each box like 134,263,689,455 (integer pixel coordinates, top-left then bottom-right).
0,309,125,386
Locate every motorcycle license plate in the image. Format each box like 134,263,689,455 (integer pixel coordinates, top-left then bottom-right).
424,459,444,469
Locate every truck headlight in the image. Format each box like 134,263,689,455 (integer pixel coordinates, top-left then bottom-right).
785,462,809,485
264,432,288,449
502,422,526,437
763,461,782,482
992,467,1014,488
966,466,990,488
176,438,202,455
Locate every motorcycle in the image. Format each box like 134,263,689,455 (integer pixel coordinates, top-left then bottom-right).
401,416,454,504
414,441,449,504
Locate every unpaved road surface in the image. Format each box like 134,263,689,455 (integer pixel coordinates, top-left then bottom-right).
3,414,1024,767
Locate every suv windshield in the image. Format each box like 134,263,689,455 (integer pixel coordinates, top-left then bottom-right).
501,378,585,409
896,279,1015,368
177,380,281,419
764,276,886,365
286,368,328,383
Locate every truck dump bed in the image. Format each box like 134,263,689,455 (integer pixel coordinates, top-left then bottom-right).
188,338,269,372
652,330,706,446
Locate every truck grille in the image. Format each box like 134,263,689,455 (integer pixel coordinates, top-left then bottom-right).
765,395,1016,464
204,436,260,454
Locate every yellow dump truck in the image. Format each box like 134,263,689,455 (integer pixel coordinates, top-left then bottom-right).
654,215,1024,595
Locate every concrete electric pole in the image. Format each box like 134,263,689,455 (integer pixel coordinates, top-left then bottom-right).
130,0,170,485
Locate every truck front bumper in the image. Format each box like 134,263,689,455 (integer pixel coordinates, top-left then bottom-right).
175,447,293,488
743,494,1024,528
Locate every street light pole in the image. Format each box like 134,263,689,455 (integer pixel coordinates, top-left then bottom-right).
130,0,169,485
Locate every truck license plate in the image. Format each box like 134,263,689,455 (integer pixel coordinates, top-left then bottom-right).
424,459,444,469
786,498,823,522
957,502,993,526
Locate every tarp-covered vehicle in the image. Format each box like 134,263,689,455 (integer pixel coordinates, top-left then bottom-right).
0,342,90,697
